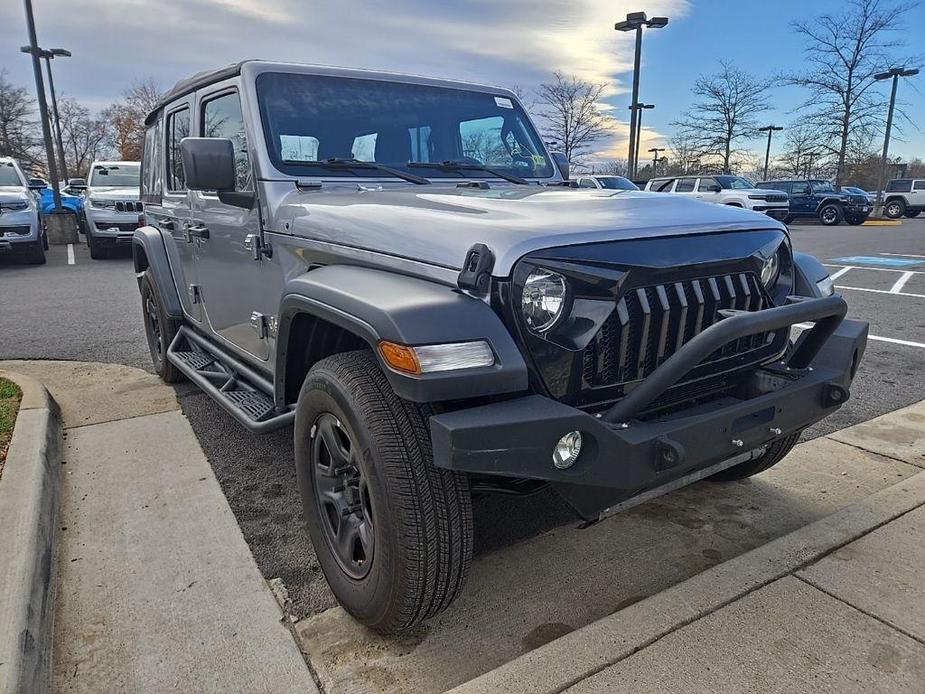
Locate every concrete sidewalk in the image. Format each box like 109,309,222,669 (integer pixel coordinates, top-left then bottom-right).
452,401,925,694
1,361,316,694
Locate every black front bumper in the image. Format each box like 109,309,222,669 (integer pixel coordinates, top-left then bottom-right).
431,296,868,521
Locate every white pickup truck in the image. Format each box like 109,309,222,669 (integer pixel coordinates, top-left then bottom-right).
645,174,789,220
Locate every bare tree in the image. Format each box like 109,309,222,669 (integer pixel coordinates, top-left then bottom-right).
786,0,917,185
0,69,42,171
103,77,161,160
666,130,702,175
57,97,111,177
534,72,610,164
779,123,826,177
599,159,629,176
672,61,771,174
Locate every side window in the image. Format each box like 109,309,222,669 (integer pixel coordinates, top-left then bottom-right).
166,107,190,192
676,177,696,192
697,177,719,191
578,178,597,189
912,181,925,191
201,91,251,191
886,179,911,193
791,182,810,195
654,178,675,192
141,115,163,201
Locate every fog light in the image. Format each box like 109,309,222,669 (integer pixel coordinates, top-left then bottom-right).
553,431,582,469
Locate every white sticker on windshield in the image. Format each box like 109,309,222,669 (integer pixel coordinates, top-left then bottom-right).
495,96,514,109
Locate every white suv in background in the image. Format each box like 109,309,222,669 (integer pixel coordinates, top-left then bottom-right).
645,174,789,220
573,175,639,191
84,160,142,259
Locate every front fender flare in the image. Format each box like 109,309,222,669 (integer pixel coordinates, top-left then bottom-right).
132,226,182,319
793,251,830,298
276,265,529,404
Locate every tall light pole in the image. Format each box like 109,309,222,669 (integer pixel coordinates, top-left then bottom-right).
648,147,666,176
616,12,668,179
874,66,919,215
804,151,820,179
21,46,71,182
630,103,654,177
758,125,783,181
21,0,61,210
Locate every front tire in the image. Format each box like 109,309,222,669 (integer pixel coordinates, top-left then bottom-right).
846,215,865,225
709,432,801,481
818,204,843,226
884,199,905,219
139,269,182,383
905,210,921,218
27,240,46,265
88,231,109,259
295,350,473,634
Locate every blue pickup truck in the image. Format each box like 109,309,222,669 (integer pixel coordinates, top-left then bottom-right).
756,179,871,226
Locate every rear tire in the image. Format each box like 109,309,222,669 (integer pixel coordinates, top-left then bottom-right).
884,199,905,219
818,204,843,226
139,269,182,383
295,350,473,634
708,432,801,481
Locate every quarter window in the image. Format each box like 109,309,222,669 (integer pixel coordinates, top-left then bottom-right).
886,179,912,193
201,92,252,191
653,178,676,192
141,115,163,200
913,181,925,191
166,107,190,192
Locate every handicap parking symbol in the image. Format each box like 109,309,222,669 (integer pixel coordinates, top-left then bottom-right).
829,255,925,268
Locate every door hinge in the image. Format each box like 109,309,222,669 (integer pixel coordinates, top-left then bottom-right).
250,311,269,339
188,284,202,304
244,234,273,261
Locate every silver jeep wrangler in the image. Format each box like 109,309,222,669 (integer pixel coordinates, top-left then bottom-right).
134,60,868,634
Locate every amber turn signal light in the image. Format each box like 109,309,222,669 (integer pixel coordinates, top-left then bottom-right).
378,341,421,374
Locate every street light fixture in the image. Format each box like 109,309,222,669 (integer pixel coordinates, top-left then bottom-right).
629,103,654,176
21,45,71,181
648,146,666,176
873,66,919,215
758,125,783,181
616,12,669,179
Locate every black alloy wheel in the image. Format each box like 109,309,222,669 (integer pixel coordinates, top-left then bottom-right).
310,412,375,579
819,204,842,226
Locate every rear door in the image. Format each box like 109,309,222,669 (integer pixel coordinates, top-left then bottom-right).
158,100,201,323
911,180,925,209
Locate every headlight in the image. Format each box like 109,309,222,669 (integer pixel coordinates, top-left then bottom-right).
760,251,781,289
90,198,116,209
522,268,568,332
1,200,29,211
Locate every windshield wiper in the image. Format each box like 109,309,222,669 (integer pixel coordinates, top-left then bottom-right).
407,160,529,185
281,157,429,185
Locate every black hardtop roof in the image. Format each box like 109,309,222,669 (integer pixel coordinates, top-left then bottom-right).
145,61,250,125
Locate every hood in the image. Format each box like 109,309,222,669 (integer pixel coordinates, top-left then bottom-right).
88,186,141,200
0,186,29,203
277,185,788,276
744,187,788,198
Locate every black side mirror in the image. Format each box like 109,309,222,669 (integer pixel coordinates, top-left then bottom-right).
706,184,721,192
551,152,570,181
180,137,253,209
28,178,47,191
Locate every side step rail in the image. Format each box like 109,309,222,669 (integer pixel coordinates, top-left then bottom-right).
166,326,295,433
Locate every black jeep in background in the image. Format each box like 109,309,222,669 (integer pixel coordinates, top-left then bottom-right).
756,179,871,226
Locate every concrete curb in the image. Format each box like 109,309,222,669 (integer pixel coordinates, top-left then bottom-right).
449,468,925,694
0,371,61,694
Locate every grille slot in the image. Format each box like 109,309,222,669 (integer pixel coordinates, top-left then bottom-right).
114,201,143,213
582,272,773,389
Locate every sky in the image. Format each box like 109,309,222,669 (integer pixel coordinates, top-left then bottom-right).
2,0,923,163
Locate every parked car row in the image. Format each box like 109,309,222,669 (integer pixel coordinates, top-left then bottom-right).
644,175,790,220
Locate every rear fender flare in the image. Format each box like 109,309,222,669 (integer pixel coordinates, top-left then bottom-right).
132,226,182,319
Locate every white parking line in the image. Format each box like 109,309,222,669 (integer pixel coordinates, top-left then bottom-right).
793,323,925,349
880,252,925,259
828,266,854,280
890,271,915,293
67,243,75,265
836,285,925,299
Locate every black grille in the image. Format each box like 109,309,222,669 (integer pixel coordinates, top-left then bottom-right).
764,193,787,203
115,201,143,213
95,221,139,231
0,225,31,235
582,272,773,388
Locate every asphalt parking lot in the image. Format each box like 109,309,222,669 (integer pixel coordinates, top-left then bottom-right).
2,220,924,624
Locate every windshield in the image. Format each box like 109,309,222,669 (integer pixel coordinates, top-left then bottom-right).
716,175,754,190
0,163,25,187
811,180,835,193
596,176,638,190
256,72,554,180
90,164,140,187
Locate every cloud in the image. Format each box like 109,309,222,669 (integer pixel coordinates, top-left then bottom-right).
1,0,689,155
